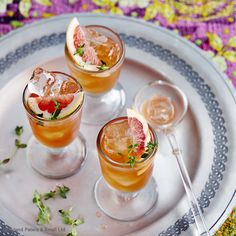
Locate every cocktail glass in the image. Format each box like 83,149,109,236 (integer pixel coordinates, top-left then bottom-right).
134,80,210,235
65,25,125,125
23,71,86,178
94,117,158,221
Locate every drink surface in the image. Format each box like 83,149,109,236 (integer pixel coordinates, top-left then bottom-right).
82,27,121,68
101,119,145,163
26,68,83,120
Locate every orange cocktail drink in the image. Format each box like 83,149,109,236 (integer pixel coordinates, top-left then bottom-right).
97,116,157,192
64,18,126,125
23,68,86,178
65,24,125,94
94,110,158,221
23,69,84,148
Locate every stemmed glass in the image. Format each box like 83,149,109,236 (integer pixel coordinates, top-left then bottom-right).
94,117,158,221
23,71,86,179
134,80,210,235
65,25,126,125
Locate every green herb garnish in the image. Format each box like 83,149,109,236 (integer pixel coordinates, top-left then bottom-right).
97,61,109,71
44,190,57,200
0,158,10,165
43,185,70,200
141,141,157,159
127,156,136,167
127,142,157,167
59,208,84,236
15,126,23,136
50,101,61,120
0,126,27,166
127,143,138,167
15,139,27,149
32,191,51,225
74,44,85,57
58,185,70,199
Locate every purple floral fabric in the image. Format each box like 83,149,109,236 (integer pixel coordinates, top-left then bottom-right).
0,1,235,87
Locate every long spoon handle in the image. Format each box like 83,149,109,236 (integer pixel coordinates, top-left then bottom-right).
167,132,211,236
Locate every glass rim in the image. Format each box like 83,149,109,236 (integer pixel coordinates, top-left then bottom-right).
133,80,189,129
96,116,158,168
22,71,84,122
65,24,125,75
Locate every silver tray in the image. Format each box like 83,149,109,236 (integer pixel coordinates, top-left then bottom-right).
0,13,235,236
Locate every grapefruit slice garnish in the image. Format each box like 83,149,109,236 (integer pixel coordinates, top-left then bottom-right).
66,17,101,71
127,108,150,153
28,92,84,120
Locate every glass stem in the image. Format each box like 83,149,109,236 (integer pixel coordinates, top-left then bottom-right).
113,189,139,202
47,147,66,158
167,132,211,236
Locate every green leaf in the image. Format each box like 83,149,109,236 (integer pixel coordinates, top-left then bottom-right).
35,0,52,6
37,207,51,225
10,20,24,28
0,158,10,165
15,139,27,149
44,191,56,200
97,61,109,71
58,185,70,199
19,0,32,18
141,153,148,159
74,44,85,57
227,36,236,48
15,126,23,136
50,101,61,120
207,33,223,52
127,156,136,167
32,190,41,204
73,218,84,226
223,50,236,63
33,190,51,225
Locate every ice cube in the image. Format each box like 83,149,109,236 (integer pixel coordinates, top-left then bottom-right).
28,68,55,96
103,120,132,155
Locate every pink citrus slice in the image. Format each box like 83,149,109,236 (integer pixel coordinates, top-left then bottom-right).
127,108,150,153
66,17,101,71
28,92,84,119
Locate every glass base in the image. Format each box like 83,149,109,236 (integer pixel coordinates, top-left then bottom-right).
94,177,158,221
82,82,126,126
27,134,87,179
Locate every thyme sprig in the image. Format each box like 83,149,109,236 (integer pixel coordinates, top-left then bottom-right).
74,44,85,57
44,185,70,200
0,126,27,166
32,191,51,225
127,142,157,167
59,207,84,236
50,101,61,120
97,61,109,71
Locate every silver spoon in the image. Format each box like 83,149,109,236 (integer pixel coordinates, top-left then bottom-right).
134,80,210,236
